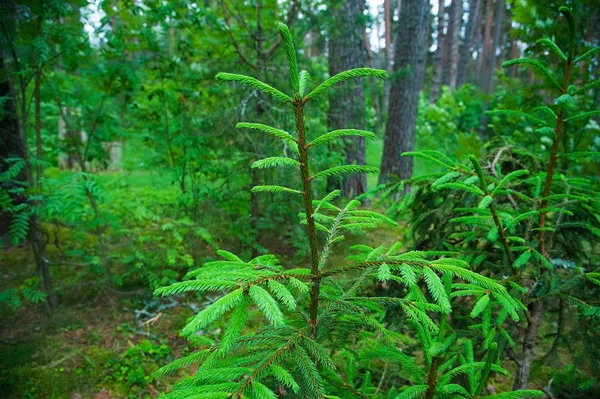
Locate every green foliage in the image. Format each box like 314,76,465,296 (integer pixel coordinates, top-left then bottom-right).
388,5,599,396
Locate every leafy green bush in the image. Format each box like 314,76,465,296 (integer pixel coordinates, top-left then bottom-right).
387,4,600,393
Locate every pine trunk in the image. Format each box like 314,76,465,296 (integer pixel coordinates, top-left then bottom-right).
379,0,429,184
480,0,494,90
448,0,462,90
430,0,445,103
487,0,505,93
457,0,483,86
327,0,368,197
442,0,460,87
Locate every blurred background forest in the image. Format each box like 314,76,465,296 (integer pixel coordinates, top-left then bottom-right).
1,0,599,398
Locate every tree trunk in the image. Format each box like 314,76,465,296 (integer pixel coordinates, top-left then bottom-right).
384,0,392,69
480,0,494,90
378,0,429,184
0,52,24,235
442,0,461,87
327,0,368,197
457,0,483,87
448,0,462,90
33,59,57,311
430,0,445,103
513,300,544,390
487,0,505,93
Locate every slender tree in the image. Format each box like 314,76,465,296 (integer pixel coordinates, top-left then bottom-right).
379,0,429,183
430,0,446,103
327,0,368,196
442,0,461,88
457,0,483,86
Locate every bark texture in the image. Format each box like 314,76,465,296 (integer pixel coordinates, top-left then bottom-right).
457,0,483,86
448,0,462,89
442,0,461,87
430,0,446,103
378,0,429,184
327,0,368,197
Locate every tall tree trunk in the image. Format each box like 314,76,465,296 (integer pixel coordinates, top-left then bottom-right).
513,298,544,389
378,0,429,184
327,0,368,197
442,0,460,87
487,0,505,94
0,53,23,234
448,0,462,90
430,0,446,103
480,0,494,90
33,58,57,311
384,0,392,69
457,0,483,86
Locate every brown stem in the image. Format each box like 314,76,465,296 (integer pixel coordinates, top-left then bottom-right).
294,100,320,338
514,48,575,392
425,357,439,399
489,201,515,266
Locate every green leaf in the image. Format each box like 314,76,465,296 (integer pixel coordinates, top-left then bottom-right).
182,289,244,336
513,250,532,269
309,129,376,147
470,294,490,318
486,109,547,125
431,171,461,189
277,23,299,93
536,38,567,61
236,123,298,153
486,390,544,399
217,250,244,262
154,350,210,377
251,157,300,169
501,59,562,92
251,185,302,195
216,73,291,102
312,165,379,180
268,365,299,393
218,295,250,355
565,110,600,122
423,267,451,313
154,280,239,296
249,285,284,326
395,384,428,399
306,68,387,100
299,70,310,97
574,79,600,94
559,6,575,48
478,195,493,209
436,182,484,196
575,46,600,64
268,280,296,310
492,170,529,194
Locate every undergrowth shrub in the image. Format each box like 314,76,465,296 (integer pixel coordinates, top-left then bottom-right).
383,4,600,394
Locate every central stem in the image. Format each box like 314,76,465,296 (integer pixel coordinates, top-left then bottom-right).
294,100,320,338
